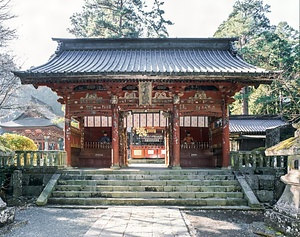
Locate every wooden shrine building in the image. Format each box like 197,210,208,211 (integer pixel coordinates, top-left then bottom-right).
0,96,64,150
14,38,277,169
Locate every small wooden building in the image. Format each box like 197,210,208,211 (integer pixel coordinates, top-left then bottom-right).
229,115,287,151
0,110,64,150
14,38,277,168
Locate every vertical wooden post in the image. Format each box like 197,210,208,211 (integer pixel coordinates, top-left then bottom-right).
111,103,120,169
119,113,126,167
80,117,85,149
222,99,230,167
64,96,72,166
163,113,171,167
172,96,181,169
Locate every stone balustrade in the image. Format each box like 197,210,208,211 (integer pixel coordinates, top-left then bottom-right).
230,151,287,171
0,150,67,168
287,154,300,171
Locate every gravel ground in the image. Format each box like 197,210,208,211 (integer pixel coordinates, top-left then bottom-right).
1,206,287,237
0,206,105,237
183,209,286,237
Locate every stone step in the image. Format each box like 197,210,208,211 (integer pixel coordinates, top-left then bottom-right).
51,190,244,199
49,169,248,207
128,158,165,164
61,169,232,176
59,174,236,181
48,197,248,206
57,179,240,186
54,184,241,192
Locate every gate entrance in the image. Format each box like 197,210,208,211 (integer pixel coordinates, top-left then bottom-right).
123,111,169,167
14,38,276,169
128,126,166,165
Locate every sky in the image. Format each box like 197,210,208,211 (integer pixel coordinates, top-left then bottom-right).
6,0,299,70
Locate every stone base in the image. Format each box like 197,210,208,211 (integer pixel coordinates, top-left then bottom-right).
265,209,300,237
170,165,181,170
0,207,15,228
110,165,120,170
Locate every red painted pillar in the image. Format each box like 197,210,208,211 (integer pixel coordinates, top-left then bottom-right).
111,104,120,169
222,99,230,167
64,97,72,166
172,101,181,169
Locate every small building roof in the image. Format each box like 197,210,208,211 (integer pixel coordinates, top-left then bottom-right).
14,38,277,84
0,117,55,128
229,115,287,134
0,104,63,130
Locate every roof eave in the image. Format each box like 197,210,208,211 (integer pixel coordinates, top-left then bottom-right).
14,71,278,84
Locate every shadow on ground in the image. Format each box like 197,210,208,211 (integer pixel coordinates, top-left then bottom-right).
183,210,286,237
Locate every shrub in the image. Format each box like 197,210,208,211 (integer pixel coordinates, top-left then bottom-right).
0,141,12,153
0,133,38,151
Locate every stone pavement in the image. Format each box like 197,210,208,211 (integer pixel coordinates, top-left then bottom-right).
84,206,191,237
3,205,285,237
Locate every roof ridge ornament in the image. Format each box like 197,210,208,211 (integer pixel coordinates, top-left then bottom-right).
54,40,63,55
229,41,238,56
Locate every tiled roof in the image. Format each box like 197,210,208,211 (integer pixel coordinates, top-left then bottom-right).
230,117,287,133
0,117,60,128
14,38,276,81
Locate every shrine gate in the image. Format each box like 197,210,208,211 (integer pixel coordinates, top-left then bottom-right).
14,38,276,169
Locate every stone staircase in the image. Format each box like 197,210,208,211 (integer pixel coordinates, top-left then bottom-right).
48,169,248,207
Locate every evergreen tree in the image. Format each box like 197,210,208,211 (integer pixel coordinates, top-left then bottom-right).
68,0,173,38
214,0,299,120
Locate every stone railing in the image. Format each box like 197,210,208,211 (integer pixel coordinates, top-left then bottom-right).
288,154,300,171
0,150,67,168
230,151,287,171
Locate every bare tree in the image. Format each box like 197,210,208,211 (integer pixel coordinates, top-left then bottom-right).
0,53,19,110
0,0,20,115
0,0,15,47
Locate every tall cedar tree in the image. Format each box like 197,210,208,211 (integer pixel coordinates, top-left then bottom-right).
214,0,299,120
68,0,173,38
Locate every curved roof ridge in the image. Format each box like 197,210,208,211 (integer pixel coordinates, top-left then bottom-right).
52,37,239,52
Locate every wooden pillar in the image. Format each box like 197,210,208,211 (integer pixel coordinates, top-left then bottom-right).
111,96,120,169
222,99,230,167
64,96,72,166
172,95,181,169
79,117,84,149
119,113,126,168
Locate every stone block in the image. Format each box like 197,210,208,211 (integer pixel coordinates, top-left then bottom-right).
28,175,44,186
42,175,52,185
12,170,22,199
258,175,275,190
21,174,30,186
256,168,276,175
274,179,285,201
245,175,259,190
255,190,274,203
0,207,15,227
0,198,15,228
23,186,43,197
0,198,6,210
